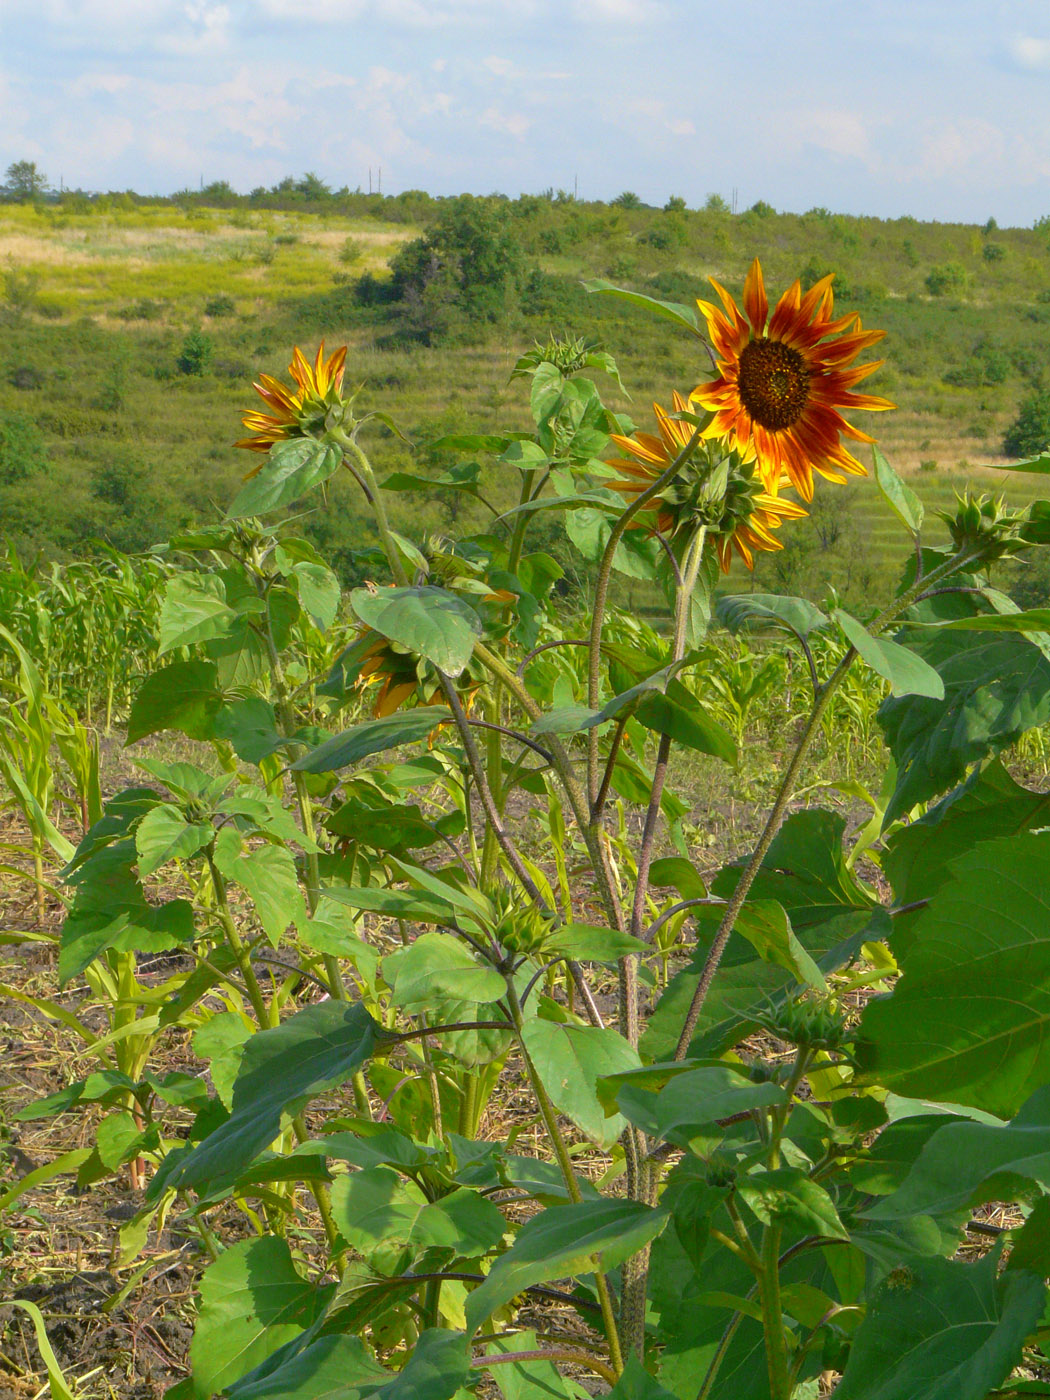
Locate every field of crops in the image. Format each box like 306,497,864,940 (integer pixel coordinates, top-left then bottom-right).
8,191,1050,1400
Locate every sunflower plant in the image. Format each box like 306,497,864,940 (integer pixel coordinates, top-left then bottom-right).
21,260,1050,1400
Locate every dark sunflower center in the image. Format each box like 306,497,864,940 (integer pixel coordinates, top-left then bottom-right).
737,337,810,431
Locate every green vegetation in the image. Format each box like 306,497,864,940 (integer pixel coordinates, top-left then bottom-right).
3,182,1050,602
5,300,1050,1398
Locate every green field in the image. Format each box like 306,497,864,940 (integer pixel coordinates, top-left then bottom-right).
2,188,1050,603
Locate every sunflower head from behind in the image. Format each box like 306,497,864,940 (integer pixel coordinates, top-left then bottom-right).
236,342,349,468
690,259,894,502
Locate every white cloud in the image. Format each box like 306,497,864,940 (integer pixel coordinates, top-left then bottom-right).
1010,35,1050,70
571,0,663,21
480,106,530,139
791,108,875,163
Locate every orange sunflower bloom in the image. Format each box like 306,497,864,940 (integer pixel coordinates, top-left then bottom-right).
236,342,348,458
606,391,807,573
691,259,894,502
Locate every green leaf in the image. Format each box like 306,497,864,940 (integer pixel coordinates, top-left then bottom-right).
322,885,458,924
464,1199,669,1336
929,608,1050,637
606,1353,680,1400
521,1019,640,1148
499,439,549,469
385,932,507,1008
59,842,195,984
649,857,707,900
866,1084,1050,1224
873,445,924,533
737,1169,848,1239
730,900,827,991
615,1064,786,1145
151,1000,378,1196
991,449,1050,474
834,609,944,699
834,1250,1044,1400
290,561,340,630
214,833,305,946
158,573,236,654
858,832,1050,1117
544,922,648,962
126,660,223,744
214,698,288,765
228,437,343,518
486,1328,589,1400
135,803,212,878
882,760,1050,955
583,279,700,334
330,1166,506,1258
716,592,828,639
879,626,1050,824
351,586,481,676
227,1331,470,1400
291,709,452,773
635,687,737,764
5,1300,76,1400
189,1236,328,1398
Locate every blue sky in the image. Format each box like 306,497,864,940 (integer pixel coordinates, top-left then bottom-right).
4,0,1050,224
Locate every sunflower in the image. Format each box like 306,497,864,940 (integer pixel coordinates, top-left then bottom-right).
691,259,894,501
328,621,481,719
605,391,807,572
235,342,348,457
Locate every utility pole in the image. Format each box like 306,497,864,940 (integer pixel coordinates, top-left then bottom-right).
378,167,382,195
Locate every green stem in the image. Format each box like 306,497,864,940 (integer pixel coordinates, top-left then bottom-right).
206,853,272,1028
504,979,624,1377
760,1224,790,1400
673,545,975,1059
334,432,409,586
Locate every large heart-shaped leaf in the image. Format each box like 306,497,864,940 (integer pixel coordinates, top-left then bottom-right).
291,709,452,773
878,626,1050,823
858,831,1050,1117
521,1019,640,1148
834,1250,1044,1400
351,586,481,676
716,592,828,639
464,1199,669,1335
149,1000,378,1196
189,1237,329,1398
834,609,944,699
228,438,343,518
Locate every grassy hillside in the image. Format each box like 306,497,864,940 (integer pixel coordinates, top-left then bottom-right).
2,189,1049,603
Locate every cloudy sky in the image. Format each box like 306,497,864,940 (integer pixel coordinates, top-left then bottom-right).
4,0,1050,224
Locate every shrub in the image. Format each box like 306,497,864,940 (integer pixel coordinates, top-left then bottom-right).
8,365,44,390
982,242,1006,263
0,410,48,482
925,261,969,296
177,327,213,376
338,237,365,264
204,294,235,317
1003,388,1050,456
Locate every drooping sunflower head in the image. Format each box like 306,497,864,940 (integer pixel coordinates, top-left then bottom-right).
331,620,480,719
236,342,349,455
690,259,894,502
605,391,806,571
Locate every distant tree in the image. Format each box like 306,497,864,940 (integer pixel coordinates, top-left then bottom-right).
747,199,776,217
1003,389,1050,457
177,328,214,376
983,241,1006,263
4,160,48,201
296,172,332,200
1,266,41,323
663,195,687,213
201,180,237,200
983,216,998,234
611,191,642,208
704,193,731,213
389,195,526,341
925,262,969,296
